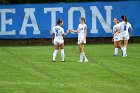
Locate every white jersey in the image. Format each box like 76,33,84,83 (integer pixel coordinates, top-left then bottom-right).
77,23,87,40
52,25,65,40
113,24,121,41
119,21,132,35
112,24,120,34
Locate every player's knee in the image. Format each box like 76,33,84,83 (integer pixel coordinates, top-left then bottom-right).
118,46,121,49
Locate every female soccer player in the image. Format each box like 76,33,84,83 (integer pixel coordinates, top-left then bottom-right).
112,18,122,56
119,16,133,57
69,17,88,62
52,18,70,62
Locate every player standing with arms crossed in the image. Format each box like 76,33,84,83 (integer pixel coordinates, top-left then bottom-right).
52,18,70,62
69,17,88,62
119,16,133,57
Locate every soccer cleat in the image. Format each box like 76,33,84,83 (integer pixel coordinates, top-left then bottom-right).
52,60,55,62
78,60,83,62
84,59,88,62
113,54,117,56
126,54,127,57
122,54,127,57
62,61,65,62
122,56,126,57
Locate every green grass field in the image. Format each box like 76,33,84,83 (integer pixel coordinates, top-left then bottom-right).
0,44,140,93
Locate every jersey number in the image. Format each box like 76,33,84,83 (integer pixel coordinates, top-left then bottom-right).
124,25,126,31
55,29,59,36
78,28,83,33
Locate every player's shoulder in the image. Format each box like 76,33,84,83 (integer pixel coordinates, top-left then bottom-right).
84,23,87,27
78,24,81,27
127,22,131,25
59,26,64,30
116,23,120,27
79,23,87,27
113,24,116,28
52,26,56,32
119,21,124,25
61,27,64,31
52,26,57,33
118,22,125,27
53,26,57,29
57,26,64,32
55,25,62,29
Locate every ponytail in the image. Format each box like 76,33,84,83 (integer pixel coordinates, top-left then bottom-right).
121,15,128,24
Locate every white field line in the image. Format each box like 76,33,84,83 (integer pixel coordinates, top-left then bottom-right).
0,81,41,85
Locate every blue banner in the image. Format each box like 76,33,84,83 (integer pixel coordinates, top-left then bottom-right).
0,1,140,39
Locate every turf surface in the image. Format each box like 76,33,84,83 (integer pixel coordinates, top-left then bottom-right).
0,44,140,93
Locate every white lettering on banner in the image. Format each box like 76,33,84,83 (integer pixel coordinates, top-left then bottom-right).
44,8,63,30
0,9,16,35
68,7,85,30
90,6,112,33
0,6,113,36
20,8,40,35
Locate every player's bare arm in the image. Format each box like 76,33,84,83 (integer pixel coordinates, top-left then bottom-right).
129,27,133,37
52,33,55,43
63,30,70,37
114,29,120,36
69,30,78,33
83,25,87,42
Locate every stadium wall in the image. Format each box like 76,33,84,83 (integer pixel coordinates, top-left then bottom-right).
0,1,140,45
0,37,139,46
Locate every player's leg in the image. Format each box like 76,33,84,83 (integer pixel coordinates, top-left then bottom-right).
78,43,88,62
121,40,125,57
52,44,59,62
114,41,118,56
60,42,65,62
123,40,128,57
120,34,125,57
116,40,123,56
122,34,129,57
81,44,88,62
78,43,83,62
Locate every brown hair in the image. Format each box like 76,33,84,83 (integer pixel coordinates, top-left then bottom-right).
114,18,119,23
57,18,63,25
121,15,128,24
80,17,86,23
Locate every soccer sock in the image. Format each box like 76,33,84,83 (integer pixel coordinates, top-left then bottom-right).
53,49,58,61
123,47,127,55
122,47,127,56
61,49,65,61
120,47,123,55
80,53,83,61
114,48,118,55
122,47,125,56
83,52,88,60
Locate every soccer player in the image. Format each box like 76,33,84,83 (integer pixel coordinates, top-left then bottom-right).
112,18,122,56
69,17,88,62
51,18,70,62
119,16,133,57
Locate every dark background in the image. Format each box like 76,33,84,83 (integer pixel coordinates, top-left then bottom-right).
0,0,135,4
